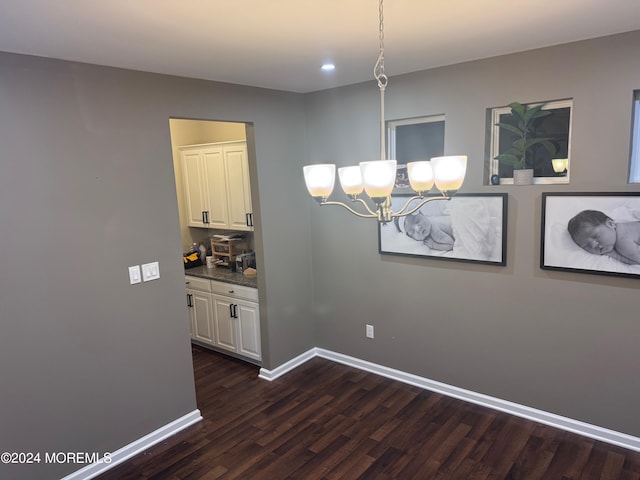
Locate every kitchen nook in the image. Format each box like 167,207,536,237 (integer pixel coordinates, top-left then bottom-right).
170,118,262,365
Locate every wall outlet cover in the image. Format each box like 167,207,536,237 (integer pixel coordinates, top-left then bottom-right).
366,324,374,339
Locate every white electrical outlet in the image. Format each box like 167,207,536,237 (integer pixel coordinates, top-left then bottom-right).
128,265,141,285
366,324,374,339
142,261,160,282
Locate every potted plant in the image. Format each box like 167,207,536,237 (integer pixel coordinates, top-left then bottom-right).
494,102,557,185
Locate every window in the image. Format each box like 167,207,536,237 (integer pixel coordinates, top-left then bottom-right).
487,99,573,185
387,115,445,188
630,90,640,183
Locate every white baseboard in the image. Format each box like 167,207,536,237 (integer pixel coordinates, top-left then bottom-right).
260,347,640,452
258,348,317,381
62,409,203,480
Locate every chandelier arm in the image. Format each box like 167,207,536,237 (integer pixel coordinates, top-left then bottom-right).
351,197,379,216
391,194,451,219
319,200,378,219
391,195,425,215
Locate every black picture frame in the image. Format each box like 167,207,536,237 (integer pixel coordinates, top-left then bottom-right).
378,193,508,266
541,192,640,278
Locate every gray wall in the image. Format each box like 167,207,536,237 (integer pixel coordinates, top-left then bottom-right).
0,52,314,480
305,30,640,438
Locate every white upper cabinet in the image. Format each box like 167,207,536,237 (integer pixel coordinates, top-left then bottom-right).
223,143,253,230
181,149,210,228
180,141,254,230
202,148,229,229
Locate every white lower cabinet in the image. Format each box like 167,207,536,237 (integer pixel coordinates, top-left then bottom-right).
212,295,261,361
185,276,261,363
210,280,261,361
186,277,214,344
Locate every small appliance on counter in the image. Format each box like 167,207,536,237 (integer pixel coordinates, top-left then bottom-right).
235,252,256,274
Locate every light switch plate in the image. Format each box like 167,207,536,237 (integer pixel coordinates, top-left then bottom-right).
128,265,141,285
142,261,160,282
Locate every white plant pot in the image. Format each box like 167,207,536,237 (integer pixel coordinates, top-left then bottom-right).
513,169,534,185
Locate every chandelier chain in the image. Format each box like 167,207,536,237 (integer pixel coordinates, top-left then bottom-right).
374,0,388,160
374,0,387,88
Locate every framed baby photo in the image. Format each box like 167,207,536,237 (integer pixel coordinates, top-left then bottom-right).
541,192,640,278
378,193,508,266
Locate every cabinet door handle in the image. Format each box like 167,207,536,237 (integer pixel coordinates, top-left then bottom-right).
229,304,234,318
245,213,250,227
205,211,210,224
249,213,254,227
233,304,238,318
187,293,193,308
202,211,206,224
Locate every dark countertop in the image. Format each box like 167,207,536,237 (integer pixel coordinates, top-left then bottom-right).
184,265,257,288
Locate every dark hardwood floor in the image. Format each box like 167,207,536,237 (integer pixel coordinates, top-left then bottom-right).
97,345,640,479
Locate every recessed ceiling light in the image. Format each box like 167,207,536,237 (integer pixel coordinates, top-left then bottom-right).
321,63,336,72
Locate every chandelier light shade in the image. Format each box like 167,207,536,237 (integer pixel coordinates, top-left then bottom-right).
432,155,467,195
338,166,364,197
406,161,434,194
303,164,336,200
302,0,468,223
360,160,397,202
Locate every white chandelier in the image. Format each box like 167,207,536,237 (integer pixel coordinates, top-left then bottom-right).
303,0,467,224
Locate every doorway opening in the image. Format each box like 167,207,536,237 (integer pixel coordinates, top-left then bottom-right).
169,118,263,368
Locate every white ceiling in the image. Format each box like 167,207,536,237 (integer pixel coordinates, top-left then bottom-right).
1,0,640,93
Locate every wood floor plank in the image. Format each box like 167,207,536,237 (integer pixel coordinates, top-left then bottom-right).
505,433,558,480
285,433,351,479
407,421,474,479
476,416,536,477
432,437,479,479
306,414,355,454
538,436,594,479
601,450,627,479
96,345,640,480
